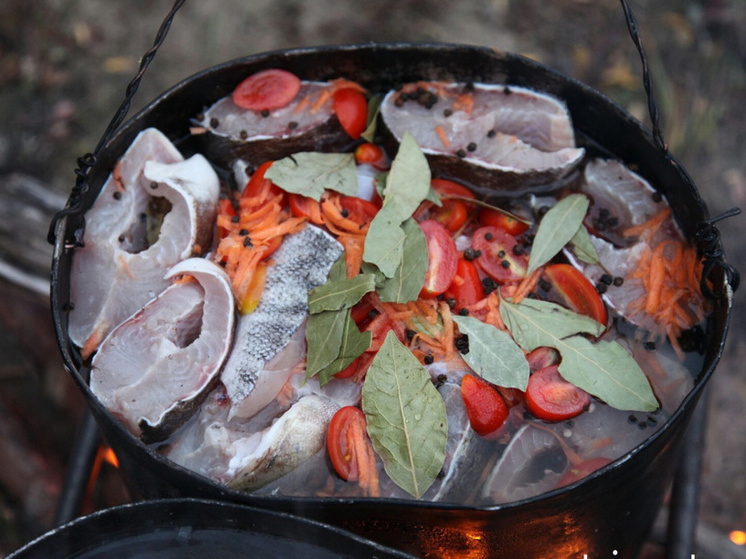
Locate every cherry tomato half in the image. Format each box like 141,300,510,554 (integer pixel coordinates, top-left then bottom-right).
526,346,561,372
333,88,368,140
419,220,458,298
543,263,608,327
478,207,530,236
444,258,485,311
461,374,509,439
327,406,371,481
288,193,324,225
525,365,590,422
334,356,361,379
431,199,468,233
472,226,528,284
431,178,476,204
556,457,613,489
339,195,379,228
354,142,388,171
233,68,301,111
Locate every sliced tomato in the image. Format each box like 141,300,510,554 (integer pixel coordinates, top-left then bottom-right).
233,68,301,111
472,226,528,284
431,178,476,204
419,220,458,298
333,88,368,139
241,161,285,207
334,356,361,379
431,199,468,232
543,263,608,327
350,296,376,328
461,374,509,439
526,346,561,372
478,207,530,236
525,365,590,422
556,457,613,488
364,313,395,353
327,406,371,481
444,258,485,311
339,196,379,228
258,235,283,260
288,193,324,224
354,142,388,171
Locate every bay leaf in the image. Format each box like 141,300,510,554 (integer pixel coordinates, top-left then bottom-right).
527,194,590,275
557,336,658,412
317,310,372,386
327,254,348,283
304,309,347,378
264,152,358,201
378,218,428,303
499,296,604,352
380,132,431,221
363,212,407,277
361,94,381,143
362,332,447,498
452,315,529,390
569,225,601,265
308,273,376,314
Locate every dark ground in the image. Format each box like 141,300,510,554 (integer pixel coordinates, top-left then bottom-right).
0,0,745,556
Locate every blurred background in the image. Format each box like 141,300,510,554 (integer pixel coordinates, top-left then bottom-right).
0,0,744,556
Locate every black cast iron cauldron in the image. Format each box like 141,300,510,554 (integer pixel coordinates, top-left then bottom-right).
50,44,733,558
7,498,415,559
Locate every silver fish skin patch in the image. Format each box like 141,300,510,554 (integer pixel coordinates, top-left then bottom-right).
221,225,343,419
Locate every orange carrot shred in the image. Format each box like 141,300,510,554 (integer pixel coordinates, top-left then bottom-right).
435,125,450,148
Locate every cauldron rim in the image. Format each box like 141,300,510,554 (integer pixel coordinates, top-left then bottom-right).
49,41,732,533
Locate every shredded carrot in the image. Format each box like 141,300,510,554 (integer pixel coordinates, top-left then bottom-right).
439,301,455,360
80,324,107,361
336,234,366,278
293,95,310,114
622,207,671,241
311,90,331,113
512,267,544,305
435,125,450,148
328,78,368,94
321,195,370,234
452,92,474,114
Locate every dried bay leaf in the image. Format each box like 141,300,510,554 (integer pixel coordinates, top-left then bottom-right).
364,213,407,277
308,273,376,314
452,315,529,390
362,332,447,498
361,94,381,143
378,218,428,303
264,152,358,201
304,309,347,378
569,225,601,265
317,311,372,386
527,193,589,275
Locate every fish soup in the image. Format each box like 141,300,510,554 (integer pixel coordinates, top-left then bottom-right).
70,67,708,506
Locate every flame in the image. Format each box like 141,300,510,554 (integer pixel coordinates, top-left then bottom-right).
730,530,746,546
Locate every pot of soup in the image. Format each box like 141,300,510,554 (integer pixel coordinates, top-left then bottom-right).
50,42,734,558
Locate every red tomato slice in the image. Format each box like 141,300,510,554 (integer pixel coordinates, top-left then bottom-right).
444,258,485,311
525,365,591,422
327,406,371,481
339,196,379,227
543,263,608,327
431,199,468,233
364,313,395,353
419,220,458,298
472,226,528,284
334,356,361,379
478,207,530,236
556,457,613,488
431,178,476,204
354,142,388,171
241,161,285,207
526,346,561,372
288,193,324,224
333,88,368,140
233,69,301,111
461,374,509,439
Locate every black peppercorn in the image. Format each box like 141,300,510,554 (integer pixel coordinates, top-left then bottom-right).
424,354,434,365
261,109,270,118
210,117,219,128
463,247,478,261
613,276,624,287
467,142,477,152
456,149,466,158
458,308,469,316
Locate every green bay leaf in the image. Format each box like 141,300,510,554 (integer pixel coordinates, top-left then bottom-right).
452,315,529,390
557,337,658,412
380,132,431,221
569,225,601,265
378,218,428,303
499,296,604,352
363,209,406,278
305,310,347,378
317,311,372,386
361,94,381,143
362,332,447,498
308,273,376,314
527,193,589,275
264,152,357,201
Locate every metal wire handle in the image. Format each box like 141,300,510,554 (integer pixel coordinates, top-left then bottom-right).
47,0,739,298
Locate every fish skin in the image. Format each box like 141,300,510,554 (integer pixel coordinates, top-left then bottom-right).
221,225,344,419
69,128,220,355
90,258,235,443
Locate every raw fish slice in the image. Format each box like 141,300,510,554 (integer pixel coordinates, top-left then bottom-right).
226,394,339,491
380,82,585,192
69,128,220,355
196,81,354,167
481,422,567,504
221,225,344,419
90,258,235,442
